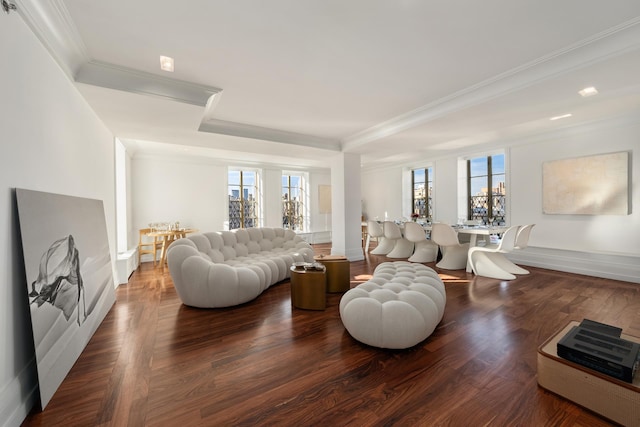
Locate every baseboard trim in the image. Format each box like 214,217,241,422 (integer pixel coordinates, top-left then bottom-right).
0,358,38,427
507,246,640,284
297,231,332,245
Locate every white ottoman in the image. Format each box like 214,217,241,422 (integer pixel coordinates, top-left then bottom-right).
339,262,446,349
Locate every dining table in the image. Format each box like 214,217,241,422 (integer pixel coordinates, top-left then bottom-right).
147,228,198,267
454,225,509,272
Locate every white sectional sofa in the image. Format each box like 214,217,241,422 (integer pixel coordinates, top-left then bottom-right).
167,227,315,308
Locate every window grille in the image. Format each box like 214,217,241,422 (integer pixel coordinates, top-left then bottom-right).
282,174,304,231
467,154,506,225
411,167,433,220
228,170,259,229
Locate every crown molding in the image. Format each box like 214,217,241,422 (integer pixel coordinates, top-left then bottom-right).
127,144,331,171
359,108,640,173
15,1,221,106
199,118,341,151
75,60,221,107
342,17,640,152
15,0,89,78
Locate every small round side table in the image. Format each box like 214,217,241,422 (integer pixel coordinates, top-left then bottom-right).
290,265,326,310
314,255,351,293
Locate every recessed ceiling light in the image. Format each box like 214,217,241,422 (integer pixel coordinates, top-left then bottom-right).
578,86,598,97
160,55,174,72
550,113,572,121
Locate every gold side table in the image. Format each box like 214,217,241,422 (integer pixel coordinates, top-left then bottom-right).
290,266,326,310
314,255,351,293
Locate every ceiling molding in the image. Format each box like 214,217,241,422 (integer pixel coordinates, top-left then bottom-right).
342,17,640,152
359,108,640,174
124,141,331,172
199,118,341,151
16,1,220,106
75,60,222,107
15,0,89,78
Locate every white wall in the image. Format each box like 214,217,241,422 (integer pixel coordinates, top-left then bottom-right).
263,168,283,228
509,116,639,255
361,167,403,221
130,155,332,253
131,155,228,242
309,170,331,233
1,14,116,427
125,149,134,248
433,157,460,225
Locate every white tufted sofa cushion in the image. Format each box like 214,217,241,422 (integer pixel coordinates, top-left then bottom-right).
167,228,314,308
339,261,446,349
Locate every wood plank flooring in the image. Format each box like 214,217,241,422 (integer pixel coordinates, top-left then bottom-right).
22,243,640,426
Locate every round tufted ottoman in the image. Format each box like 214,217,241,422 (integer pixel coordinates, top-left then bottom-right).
339,261,446,349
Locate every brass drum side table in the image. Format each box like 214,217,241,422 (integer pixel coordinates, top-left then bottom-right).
290,265,326,310
314,255,351,293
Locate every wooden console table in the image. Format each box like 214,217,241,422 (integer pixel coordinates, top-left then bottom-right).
147,228,198,267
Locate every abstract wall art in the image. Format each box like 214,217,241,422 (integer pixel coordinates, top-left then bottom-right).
318,185,332,214
542,151,630,215
16,189,116,409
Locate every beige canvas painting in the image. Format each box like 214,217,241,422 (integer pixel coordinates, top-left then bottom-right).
542,151,629,215
318,185,332,214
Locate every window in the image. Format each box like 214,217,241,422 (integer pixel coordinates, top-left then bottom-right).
467,154,505,224
411,167,433,220
228,170,259,229
282,174,305,231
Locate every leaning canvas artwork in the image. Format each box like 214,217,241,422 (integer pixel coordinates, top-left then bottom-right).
16,189,116,409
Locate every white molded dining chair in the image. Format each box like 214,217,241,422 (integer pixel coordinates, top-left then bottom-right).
431,223,470,270
404,221,438,262
369,221,395,255
515,224,535,250
385,221,415,258
468,225,520,280
501,223,536,274
365,220,383,253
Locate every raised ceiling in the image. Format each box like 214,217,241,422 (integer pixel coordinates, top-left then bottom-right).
17,0,640,169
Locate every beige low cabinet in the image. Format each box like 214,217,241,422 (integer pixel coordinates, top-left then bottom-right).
314,255,351,293
537,321,640,426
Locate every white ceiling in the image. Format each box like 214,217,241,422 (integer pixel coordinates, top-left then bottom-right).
18,0,640,169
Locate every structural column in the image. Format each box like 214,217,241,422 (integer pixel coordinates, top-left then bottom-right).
331,152,364,261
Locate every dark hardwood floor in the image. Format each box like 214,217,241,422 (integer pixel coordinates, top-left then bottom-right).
22,243,639,426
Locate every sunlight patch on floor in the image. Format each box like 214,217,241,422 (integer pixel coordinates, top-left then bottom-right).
438,272,470,284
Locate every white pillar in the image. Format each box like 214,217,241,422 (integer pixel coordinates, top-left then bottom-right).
331,152,364,261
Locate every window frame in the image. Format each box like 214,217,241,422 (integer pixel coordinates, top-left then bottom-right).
228,169,260,229
410,167,433,221
466,153,506,225
282,173,305,231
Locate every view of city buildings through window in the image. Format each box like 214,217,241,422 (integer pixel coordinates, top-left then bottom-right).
411,167,433,220
467,154,506,224
282,174,304,231
228,170,258,229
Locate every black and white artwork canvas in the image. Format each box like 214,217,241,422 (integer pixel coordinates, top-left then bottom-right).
16,189,116,409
